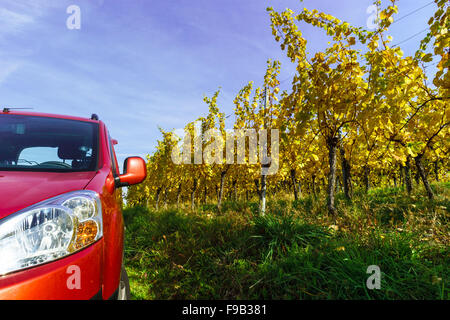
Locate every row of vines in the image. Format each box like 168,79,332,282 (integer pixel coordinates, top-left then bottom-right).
127,0,449,215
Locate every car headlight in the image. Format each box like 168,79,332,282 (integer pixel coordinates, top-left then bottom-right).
0,191,103,275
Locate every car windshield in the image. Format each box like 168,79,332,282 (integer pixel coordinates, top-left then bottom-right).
0,114,98,172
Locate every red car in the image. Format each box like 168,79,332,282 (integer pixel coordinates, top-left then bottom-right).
0,109,147,300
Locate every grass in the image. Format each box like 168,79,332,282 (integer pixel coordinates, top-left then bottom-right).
123,182,449,300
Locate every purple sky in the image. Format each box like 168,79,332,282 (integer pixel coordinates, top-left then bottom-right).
0,0,438,169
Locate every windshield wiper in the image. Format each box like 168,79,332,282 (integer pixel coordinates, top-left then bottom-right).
17,159,40,166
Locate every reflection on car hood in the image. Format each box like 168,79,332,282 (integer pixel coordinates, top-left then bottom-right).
0,171,96,220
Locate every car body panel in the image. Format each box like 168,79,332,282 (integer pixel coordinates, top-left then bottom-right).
0,240,103,300
0,171,96,219
0,110,100,124
84,123,125,299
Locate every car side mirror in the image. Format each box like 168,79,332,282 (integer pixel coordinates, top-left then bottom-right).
115,157,147,188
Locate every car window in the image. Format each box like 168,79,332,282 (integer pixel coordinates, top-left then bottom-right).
18,147,60,166
0,114,99,172
108,132,120,176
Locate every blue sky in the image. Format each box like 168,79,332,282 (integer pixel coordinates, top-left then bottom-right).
0,0,438,170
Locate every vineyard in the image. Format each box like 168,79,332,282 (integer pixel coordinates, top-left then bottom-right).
124,0,449,299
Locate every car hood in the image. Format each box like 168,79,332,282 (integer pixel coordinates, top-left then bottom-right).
0,171,97,220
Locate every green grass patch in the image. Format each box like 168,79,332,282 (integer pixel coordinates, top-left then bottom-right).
124,182,449,300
